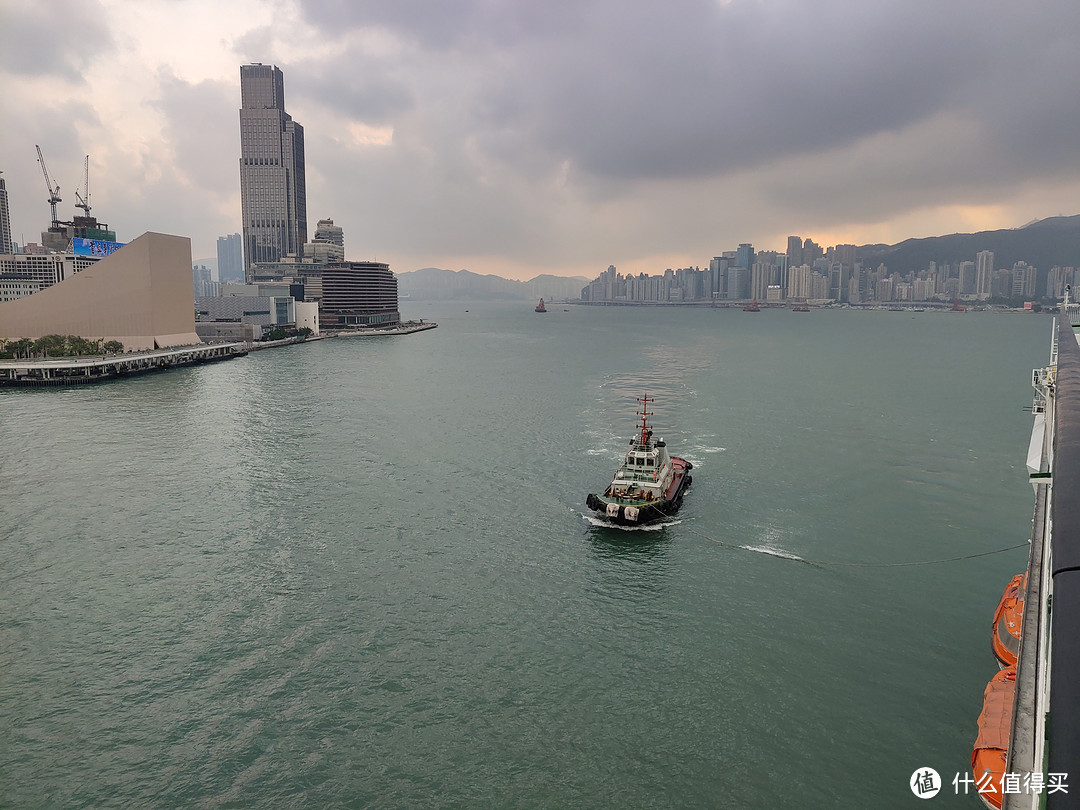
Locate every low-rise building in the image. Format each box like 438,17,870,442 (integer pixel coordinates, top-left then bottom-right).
0,251,98,288
196,294,295,327
320,261,400,328
0,275,42,301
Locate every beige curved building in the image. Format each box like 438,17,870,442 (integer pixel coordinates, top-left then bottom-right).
0,232,201,351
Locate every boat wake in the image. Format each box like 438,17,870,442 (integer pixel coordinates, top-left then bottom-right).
739,544,805,561
581,513,681,531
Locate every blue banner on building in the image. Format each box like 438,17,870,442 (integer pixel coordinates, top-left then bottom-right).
73,237,126,257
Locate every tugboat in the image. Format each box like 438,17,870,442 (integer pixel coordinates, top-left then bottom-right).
585,395,693,525
535,298,547,313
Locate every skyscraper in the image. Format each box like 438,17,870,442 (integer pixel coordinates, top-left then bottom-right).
976,250,994,300
736,243,754,270
0,171,12,254
786,236,803,268
239,64,307,279
217,233,244,283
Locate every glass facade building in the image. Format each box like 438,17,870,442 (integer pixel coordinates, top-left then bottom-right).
239,64,307,279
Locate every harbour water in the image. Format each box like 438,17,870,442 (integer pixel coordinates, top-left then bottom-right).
0,303,1048,807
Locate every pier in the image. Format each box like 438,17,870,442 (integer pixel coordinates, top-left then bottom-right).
332,320,438,337
0,343,247,387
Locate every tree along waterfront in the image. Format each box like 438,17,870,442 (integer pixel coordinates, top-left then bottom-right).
0,335,124,360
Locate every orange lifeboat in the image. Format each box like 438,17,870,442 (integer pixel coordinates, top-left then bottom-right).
992,573,1025,668
971,666,1016,809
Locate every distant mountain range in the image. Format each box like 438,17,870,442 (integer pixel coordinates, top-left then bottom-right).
856,214,1080,273
396,267,590,301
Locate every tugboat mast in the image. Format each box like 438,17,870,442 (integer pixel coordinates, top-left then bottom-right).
637,395,653,446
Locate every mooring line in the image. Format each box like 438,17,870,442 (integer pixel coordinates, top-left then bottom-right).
651,506,1029,568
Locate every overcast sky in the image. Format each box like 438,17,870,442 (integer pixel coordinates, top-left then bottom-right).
3,0,1079,280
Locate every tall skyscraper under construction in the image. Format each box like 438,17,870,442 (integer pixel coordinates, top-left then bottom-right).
239,64,307,279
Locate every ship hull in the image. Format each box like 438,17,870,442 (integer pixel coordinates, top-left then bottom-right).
586,459,693,525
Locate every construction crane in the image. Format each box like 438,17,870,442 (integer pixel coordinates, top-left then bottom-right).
35,144,62,224
74,155,92,218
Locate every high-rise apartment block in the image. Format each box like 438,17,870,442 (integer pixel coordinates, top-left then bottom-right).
834,244,857,267
1012,261,1037,298
976,250,994,300
239,64,307,279
192,264,218,300
959,260,976,295
217,233,244,283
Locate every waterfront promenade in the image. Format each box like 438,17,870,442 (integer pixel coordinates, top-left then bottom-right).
0,343,246,387
0,321,438,387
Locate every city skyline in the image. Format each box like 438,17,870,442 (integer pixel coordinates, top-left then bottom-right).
2,0,1080,281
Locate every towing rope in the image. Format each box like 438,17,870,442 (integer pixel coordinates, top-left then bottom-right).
645,505,1030,568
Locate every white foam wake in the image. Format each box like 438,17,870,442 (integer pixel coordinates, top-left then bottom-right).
581,513,682,532
739,545,805,561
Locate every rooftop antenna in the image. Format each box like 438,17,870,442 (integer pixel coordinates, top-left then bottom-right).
35,144,62,225
74,155,92,218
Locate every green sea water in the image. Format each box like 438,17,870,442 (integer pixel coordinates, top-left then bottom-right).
0,303,1049,808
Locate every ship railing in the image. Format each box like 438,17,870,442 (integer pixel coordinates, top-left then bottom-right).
623,463,665,479
1032,313,1080,807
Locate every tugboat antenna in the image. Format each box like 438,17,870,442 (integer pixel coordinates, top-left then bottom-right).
636,394,654,444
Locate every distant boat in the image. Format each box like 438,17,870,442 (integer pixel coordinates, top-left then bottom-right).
535,298,548,313
792,304,810,312
743,299,760,312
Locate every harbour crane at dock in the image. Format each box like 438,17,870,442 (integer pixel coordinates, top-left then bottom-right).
74,155,92,218
35,145,62,225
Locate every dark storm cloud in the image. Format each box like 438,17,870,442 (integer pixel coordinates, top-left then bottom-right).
288,61,415,124
293,0,1080,189
0,0,114,81
295,0,559,50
